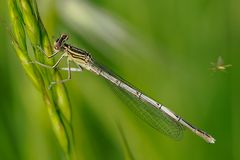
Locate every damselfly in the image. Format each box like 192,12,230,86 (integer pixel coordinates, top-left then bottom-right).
36,34,215,143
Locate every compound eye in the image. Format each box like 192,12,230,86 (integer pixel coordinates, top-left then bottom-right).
61,34,69,41
53,34,69,51
54,39,61,51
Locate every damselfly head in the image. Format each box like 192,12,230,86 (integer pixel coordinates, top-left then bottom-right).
54,34,69,51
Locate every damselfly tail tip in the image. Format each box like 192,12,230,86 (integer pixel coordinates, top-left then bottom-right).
205,135,216,144
210,138,216,144
196,129,216,144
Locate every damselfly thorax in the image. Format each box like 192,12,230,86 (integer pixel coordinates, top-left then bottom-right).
54,34,94,69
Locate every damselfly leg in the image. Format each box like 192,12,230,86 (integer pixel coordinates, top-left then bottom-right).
37,46,60,58
34,46,83,89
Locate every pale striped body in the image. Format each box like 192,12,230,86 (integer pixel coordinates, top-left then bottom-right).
87,63,215,143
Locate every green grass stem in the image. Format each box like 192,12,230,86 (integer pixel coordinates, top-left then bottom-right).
8,0,74,159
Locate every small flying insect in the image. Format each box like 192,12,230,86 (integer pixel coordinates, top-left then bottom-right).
210,56,232,72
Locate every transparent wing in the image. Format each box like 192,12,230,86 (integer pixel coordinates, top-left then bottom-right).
111,83,184,140
217,56,224,66
95,62,184,140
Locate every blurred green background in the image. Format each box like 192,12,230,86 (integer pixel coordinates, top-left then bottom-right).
0,0,239,159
